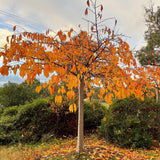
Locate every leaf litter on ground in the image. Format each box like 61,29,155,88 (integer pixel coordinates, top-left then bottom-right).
1,135,160,160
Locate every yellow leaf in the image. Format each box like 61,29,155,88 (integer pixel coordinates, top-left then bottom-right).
48,85,54,95
43,82,47,88
13,68,17,75
44,64,50,78
67,91,72,100
141,96,144,101
26,76,30,85
55,95,62,104
20,70,26,78
36,86,42,93
61,86,66,94
104,94,112,104
73,103,77,112
58,88,61,94
100,88,105,96
0,66,9,76
69,104,73,112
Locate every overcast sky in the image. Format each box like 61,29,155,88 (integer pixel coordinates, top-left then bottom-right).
0,0,160,84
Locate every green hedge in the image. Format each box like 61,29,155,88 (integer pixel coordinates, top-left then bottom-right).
0,98,106,145
100,96,160,149
0,99,55,145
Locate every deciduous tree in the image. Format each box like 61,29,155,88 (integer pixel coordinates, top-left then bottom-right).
135,66,159,103
0,0,138,152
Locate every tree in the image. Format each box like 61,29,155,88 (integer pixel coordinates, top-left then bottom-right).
0,0,137,152
137,5,160,66
0,79,49,107
0,82,22,107
134,66,160,103
136,4,160,102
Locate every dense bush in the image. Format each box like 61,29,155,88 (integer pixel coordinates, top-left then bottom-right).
0,99,54,145
0,98,106,145
84,101,107,132
100,96,160,149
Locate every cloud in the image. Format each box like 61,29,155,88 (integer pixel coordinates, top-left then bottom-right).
0,28,13,46
0,0,159,50
100,0,160,49
0,28,13,64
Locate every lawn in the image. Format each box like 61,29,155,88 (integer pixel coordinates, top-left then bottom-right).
0,135,160,160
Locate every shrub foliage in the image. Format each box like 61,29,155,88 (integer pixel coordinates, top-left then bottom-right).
100,96,160,149
0,98,106,145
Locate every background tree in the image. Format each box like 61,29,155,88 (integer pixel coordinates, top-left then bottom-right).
136,4,160,103
137,5,160,66
0,82,22,107
135,66,160,103
0,79,50,107
0,0,138,153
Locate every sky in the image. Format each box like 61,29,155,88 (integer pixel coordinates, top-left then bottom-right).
0,0,160,85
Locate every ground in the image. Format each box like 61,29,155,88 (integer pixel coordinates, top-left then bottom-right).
0,134,160,160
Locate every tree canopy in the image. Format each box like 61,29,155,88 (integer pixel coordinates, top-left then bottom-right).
137,5,160,66
0,0,140,152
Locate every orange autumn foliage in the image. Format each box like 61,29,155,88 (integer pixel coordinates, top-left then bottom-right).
0,28,138,104
0,0,140,107
134,66,160,99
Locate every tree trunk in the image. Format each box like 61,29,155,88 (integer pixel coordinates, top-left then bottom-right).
76,78,84,153
155,88,160,103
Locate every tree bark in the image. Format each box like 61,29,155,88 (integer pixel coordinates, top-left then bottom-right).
76,78,84,153
155,88,160,103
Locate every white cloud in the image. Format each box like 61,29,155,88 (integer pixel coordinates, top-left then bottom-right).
100,0,160,49
0,28,13,47
0,29,12,65
0,0,159,49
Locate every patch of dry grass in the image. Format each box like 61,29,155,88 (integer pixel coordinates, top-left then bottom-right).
0,135,160,160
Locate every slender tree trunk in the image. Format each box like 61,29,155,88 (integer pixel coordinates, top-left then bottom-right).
76,78,84,153
155,88,160,103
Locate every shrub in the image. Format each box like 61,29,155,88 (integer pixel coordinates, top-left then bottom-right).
2,106,19,116
0,98,106,145
17,99,56,143
0,114,19,145
0,107,4,116
0,98,56,145
100,96,160,149
84,101,107,132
